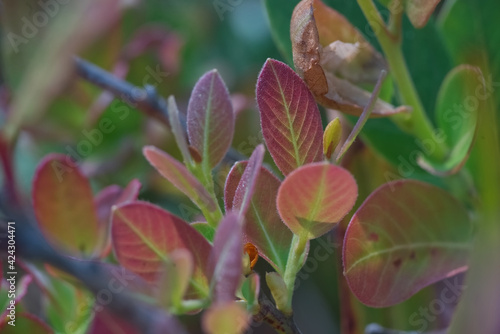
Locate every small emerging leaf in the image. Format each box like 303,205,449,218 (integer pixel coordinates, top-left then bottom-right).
241,273,260,314
277,162,358,239
187,70,235,171
265,272,289,314
33,154,99,256
323,117,342,159
256,59,323,175
343,180,473,307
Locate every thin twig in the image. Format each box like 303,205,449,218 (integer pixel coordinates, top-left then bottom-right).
336,70,387,164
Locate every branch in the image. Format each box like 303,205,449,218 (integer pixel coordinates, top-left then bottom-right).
0,201,187,334
74,57,246,165
253,294,303,334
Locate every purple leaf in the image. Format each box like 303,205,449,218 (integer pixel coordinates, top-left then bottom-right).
210,212,243,303
187,70,235,170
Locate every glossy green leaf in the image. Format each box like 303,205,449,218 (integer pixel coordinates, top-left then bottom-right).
225,162,292,275
187,70,235,171
256,59,323,175
277,162,358,239
419,65,484,175
111,201,212,298
343,180,473,307
143,146,217,212
32,154,99,256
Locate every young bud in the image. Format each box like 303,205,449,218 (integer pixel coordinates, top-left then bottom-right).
323,117,342,159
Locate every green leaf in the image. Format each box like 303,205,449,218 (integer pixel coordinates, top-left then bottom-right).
419,65,484,175
262,0,298,64
277,162,358,239
343,180,473,307
0,313,54,334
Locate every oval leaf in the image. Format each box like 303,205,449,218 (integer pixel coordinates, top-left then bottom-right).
143,146,217,212
225,163,292,275
277,162,358,239
418,65,483,175
256,59,323,175
111,201,212,298
187,70,235,170
343,180,473,307
33,154,99,256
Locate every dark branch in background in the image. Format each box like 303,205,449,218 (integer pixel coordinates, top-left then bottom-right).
74,57,246,165
0,201,187,334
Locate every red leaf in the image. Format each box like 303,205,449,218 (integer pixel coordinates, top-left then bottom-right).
256,59,323,175
343,180,473,307
32,154,99,256
277,162,358,239
143,146,216,212
111,201,212,298
225,163,292,274
0,313,53,334
187,70,235,170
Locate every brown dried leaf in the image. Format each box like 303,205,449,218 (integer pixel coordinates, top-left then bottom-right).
291,0,409,117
